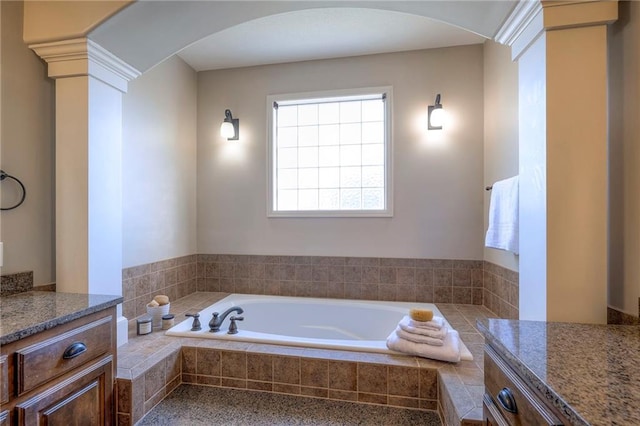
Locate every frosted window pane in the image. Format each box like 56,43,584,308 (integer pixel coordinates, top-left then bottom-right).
277,127,297,148
362,166,384,187
362,122,383,144
298,168,318,189
340,167,361,188
319,189,339,209
362,100,384,122
298,104,318,126
278,148,298,168
298,126,318,147
278,190,297,210
278,106,297,127
319,167,339,188
340,123,361,145
278,169,298,189
340,145,361,166
362,144,384,165
298,189,318,210
298,147,318,167
318,146,339,167
319,125,339,146
340,189,362,209
363,188,384,209
340,101,361,123
319,103,339,124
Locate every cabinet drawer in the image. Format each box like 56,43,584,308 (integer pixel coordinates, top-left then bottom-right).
0,355,8,404
484,345,562,426
16,316,112,395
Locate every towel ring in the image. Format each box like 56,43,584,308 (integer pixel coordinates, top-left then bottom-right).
0,170,26,211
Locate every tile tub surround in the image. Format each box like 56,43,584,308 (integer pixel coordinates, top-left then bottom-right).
482,261,519,319
116,292,492,426
478,318,640,426
121,255,197,321
197,255,484,305
0,270,34,296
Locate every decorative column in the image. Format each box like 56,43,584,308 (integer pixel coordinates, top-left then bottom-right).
30,38,140,345
496,1,617,323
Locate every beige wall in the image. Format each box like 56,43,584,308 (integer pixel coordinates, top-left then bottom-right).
608,0,640,316
122,55,198,268
197,46,485,259
482,40,519,272
0,1,55,285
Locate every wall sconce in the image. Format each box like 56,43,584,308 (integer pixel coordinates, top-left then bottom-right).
220,109,239,140
427,94,444,130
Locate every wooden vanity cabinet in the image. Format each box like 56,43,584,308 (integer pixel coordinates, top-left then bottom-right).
483,343,568,426
0,307,116,426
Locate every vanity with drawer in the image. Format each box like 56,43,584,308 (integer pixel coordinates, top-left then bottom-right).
0,292,122,426
478,318,640,426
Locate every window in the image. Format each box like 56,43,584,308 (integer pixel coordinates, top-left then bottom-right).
267,87,393,217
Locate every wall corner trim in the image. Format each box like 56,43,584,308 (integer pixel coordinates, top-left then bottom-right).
29,38,141,92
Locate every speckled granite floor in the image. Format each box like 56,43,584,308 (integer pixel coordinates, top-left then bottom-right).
138,384,442,425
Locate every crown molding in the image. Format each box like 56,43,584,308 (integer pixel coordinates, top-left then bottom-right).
30,38,141,92
494,0,544,47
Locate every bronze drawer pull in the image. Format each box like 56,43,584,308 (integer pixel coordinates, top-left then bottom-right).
497,388,518,414
62,342,87,359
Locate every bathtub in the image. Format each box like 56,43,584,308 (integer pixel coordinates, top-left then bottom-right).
165,294,472,360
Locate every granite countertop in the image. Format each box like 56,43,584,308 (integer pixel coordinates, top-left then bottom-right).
0,291,123,345
478,318,640,426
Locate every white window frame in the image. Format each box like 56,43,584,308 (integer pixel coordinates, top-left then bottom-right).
266,86,393,218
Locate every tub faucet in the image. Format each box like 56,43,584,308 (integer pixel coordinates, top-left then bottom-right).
209,306,244,332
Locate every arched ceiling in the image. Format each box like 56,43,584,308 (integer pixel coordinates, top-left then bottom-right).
89,1,518,73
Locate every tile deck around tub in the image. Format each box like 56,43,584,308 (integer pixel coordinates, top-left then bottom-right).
116,292,493,426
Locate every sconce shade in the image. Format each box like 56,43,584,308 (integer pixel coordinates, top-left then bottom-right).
220,109,239,140
428,94,444,130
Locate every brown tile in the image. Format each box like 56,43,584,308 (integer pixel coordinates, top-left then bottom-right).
472,288,483,305
219,263,235,278
329,389,357,402
221,378,247,389
343,283,361,300
221,351,246,378
247,353,273,381
420,399,438,411
295,265,313,281
117,413,131,426
358,392,387,404
397,268,415,285
388,395,420,409
358,364,387,394
122,279,135,302
234,263,250,279
329,361,357,391
416,268,433,286
149,271,164,294
362,266,379,284
182,373,197,384
388,366,419,398
166,376,180,395
301,358,328,388
116,379,132,414
131,377,144,424
453,269,471,287
265,264,280,280
301,386,329,398
196,348,220,376
165,350,181,384
326,282,344,298
164,268,177,286
123,300,135,319
452,287,473,304
361,284,378,300
471,269,483,287
144,360,165,400
420,369,438,400
143,387,165,414
416,286,434,303
378,285,397,302
395,285,416,302
344,266,362,283
196,375,220,386
248,380,273,392
434,269,452,286
264,280,281,295
281,264,296,281
434,287,452,303
273,356,300,384
312,265,329,282
273,383,300,394
379,267,396,284
328,265,345,283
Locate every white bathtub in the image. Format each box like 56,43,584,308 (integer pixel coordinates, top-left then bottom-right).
166,294,472,360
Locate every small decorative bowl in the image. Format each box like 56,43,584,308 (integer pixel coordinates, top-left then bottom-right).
146,303,170,328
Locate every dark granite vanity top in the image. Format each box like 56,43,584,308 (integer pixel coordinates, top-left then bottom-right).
478,318,640,426
0,291,123,345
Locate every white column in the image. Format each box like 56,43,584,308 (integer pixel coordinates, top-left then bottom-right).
30,38,140,345
497,1,617,323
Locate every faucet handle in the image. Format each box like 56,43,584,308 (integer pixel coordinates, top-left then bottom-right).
185,313,201,331
227,316,244,335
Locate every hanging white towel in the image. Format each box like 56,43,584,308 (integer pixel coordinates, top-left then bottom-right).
485,176,519,254
386,329,462,363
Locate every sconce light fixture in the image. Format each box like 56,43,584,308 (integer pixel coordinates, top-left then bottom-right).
220,109,239,140
427,94,444,130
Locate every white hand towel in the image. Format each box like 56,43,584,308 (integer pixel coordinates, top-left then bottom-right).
395,327,444,346
404,315,445,331
485,176,519,254
386,329,461,363
399,317,448,340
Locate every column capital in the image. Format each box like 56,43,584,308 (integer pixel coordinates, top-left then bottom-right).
496,0,618,60
30,38,140,92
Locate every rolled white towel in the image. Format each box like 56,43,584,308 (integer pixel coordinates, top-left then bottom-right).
386,329,461,363
395,327,444,346
399,316,448,339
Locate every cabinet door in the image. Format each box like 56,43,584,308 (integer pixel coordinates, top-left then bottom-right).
0,355,8,404
483,393,509,426
16,356,113,426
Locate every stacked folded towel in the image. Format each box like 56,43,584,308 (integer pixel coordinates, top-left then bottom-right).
386,312,461,363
